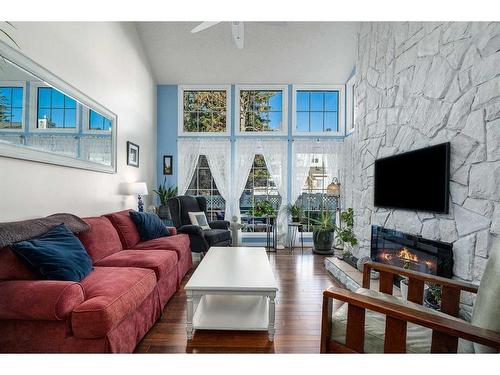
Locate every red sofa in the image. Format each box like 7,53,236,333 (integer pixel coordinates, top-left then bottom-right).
0,210,192,353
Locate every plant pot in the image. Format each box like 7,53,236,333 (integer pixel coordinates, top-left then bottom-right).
158,205,171,220
291,217,300,223
312,230,334,255
333,247,344,259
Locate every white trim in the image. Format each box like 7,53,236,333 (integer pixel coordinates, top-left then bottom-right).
291,84,345,137
235,84,288,137
178,85,231,137
346,75,356,135
0,40,117,174
0,80,26,132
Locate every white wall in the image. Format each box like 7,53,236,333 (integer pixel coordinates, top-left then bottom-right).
0,22,156,221
343,22,500,318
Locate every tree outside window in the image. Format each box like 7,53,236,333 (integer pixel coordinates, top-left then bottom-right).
183,90,227,132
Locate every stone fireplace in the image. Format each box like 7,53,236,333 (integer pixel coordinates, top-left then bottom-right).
371,225,454,278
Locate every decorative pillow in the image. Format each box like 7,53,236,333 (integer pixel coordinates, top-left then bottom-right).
129,211,170,242
10,224,93,282
188,212,211,230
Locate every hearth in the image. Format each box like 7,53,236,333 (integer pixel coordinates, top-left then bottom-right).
370,225,453,278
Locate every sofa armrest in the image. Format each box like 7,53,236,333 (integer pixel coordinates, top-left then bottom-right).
209,220,230,230
0,280,84,321
166,226,177,236
178,225,204,237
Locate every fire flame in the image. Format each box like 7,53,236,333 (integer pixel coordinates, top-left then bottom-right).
398,247,418,262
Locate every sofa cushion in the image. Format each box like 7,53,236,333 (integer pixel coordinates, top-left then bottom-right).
129,211,170,241
95,249,178,281
203,228,231,246
0,247,37,281
104,210,141,249
77,217,123,263
72,267,156,339
132,233,191,260
10,224,93,282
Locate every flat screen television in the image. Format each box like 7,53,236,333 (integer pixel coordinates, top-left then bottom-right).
374,142,450,214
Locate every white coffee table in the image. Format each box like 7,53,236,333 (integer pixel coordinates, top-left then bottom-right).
185,247,279,341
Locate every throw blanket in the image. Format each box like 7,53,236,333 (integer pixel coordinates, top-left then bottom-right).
0,213,90,248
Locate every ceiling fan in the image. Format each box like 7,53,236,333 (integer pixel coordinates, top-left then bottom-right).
191,21,245,49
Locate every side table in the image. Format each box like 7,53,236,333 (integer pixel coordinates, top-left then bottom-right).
287,222,304,254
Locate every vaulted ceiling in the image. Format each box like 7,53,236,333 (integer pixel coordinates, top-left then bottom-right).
135,22,359,84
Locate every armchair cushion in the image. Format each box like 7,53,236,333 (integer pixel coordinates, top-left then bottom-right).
209,220,230,230
188,211,210,230
0,280,84,320
330,288,473,354
178,225,204,237
203,229,231,246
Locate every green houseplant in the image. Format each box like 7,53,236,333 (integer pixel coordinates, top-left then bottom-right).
249,200,276,218
311,209,336,255
153,177,177,220
286,204,303,223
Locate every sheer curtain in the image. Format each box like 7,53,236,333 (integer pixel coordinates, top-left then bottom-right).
260,140,288,247
177,139,201,195
204,140,232,220
323,141,344,185
291,140,315,205
232,140,256,223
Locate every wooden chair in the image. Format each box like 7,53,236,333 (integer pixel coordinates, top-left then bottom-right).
320,236,500,353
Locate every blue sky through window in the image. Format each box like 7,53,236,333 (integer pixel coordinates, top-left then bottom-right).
89,110,112,131
296,90,339,132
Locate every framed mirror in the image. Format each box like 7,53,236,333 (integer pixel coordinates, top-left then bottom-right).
0,41,117,173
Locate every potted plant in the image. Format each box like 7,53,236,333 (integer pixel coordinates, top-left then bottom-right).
286,204,302,223
335,208,358,259
153,178,178,220
311,210,336,255
249,200,276,218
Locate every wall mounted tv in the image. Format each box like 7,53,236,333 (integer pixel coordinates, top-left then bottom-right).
374,142,450,214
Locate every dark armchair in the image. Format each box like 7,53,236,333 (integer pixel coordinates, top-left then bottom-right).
168,196,231,253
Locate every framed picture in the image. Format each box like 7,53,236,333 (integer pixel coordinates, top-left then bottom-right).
163,155,173,175
127,141,139,167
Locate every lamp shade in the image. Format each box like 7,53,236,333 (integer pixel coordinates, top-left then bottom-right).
127,182,148,195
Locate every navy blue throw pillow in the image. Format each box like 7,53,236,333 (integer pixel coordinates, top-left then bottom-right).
129,211,170,242
10,224,92,282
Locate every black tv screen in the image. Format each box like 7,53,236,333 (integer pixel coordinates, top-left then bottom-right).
374,143,450,214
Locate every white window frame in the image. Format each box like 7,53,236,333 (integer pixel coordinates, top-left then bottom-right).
235,84,288,136
346,75,355,135
178,85,231,137
291,84,345,137
29,81,81,133
0,80,27,132
82,107,113,134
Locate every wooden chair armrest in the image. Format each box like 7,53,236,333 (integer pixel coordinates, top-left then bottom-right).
363,261,479,293
322,287,500,350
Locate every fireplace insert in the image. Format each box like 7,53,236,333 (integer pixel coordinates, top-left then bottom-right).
370,225,453,278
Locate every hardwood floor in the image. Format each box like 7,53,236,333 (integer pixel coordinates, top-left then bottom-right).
135,248,342,354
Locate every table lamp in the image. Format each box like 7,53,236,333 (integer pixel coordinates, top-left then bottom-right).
127,182,148,212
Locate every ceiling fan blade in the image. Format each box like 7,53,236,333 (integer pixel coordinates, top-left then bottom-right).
231,21,244,49
191,21,221,33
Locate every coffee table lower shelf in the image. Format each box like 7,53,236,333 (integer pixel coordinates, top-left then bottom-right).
193,295,269,330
